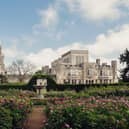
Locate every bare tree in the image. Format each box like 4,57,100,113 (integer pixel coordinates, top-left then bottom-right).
8,59,35,82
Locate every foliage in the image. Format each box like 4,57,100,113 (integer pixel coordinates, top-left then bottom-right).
43,83,125,92
43,86,129,128
120,48,129,82
44,96,129,129
32,99,47,105
0,75,7,84
27,73,57,91
0,83,28,90
0,90,35,129
0,106,12,129
44,85,129,98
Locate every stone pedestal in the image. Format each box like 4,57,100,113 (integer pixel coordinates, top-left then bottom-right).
33,78,47,99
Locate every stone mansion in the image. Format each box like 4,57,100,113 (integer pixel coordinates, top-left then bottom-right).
42,50,118,84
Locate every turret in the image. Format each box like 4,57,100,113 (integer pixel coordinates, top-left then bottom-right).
111,60,118,83
111,60,117,71
96,59,100,65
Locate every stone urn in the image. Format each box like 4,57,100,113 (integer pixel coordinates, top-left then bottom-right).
33,78,47,98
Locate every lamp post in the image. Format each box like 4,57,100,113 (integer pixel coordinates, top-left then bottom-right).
33,78,47,98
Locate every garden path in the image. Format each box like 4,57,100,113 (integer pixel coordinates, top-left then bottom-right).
23,106,46,129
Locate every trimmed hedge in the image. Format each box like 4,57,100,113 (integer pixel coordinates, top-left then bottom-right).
48,82,129,92
0,83,28,90
27,74,57,91
1,79,129,93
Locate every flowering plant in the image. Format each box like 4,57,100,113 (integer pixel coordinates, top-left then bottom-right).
44,96,129,129
0,90,34,129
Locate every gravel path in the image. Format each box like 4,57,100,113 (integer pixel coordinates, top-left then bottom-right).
23,106,46,129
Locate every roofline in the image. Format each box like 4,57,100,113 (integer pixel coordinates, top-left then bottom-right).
62,50,88,57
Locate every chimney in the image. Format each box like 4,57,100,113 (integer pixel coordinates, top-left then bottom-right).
96,59,100,65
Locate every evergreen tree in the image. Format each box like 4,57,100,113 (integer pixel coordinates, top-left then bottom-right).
119,49,129,82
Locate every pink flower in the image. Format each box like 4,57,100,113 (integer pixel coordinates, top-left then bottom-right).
64,123,70,128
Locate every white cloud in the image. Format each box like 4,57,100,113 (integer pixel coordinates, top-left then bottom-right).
25,43,84,68
4,47,25,59
3,23,129,69
36,6,58,29
88,24,129,56
1,40,25,59
25,24,129,69
3,45,25,67
63,0,129,21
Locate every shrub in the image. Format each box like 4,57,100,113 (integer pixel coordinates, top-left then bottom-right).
0,83,27,90
0,106,12,129
27,74,57,91
44,96,129,129
0,90,34,129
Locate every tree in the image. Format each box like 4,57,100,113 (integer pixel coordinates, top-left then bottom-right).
119,48,129,82
0,75,7,84
8,59,35,82
35,70,43,75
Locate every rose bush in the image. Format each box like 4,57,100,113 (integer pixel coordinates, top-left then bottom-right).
0,90,35,129
0,106,12,129
44,96,129,129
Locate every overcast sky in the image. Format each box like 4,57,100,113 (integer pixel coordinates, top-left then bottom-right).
1,0,129,68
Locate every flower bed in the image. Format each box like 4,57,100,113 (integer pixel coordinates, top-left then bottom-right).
0,90,35,129
44,96,129,129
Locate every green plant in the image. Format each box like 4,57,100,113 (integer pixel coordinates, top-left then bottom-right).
27,74,57,91
0,106,12,129
0,89,34,129
44,96,129,129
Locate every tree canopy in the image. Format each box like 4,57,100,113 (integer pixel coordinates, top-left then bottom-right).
119,49,129,82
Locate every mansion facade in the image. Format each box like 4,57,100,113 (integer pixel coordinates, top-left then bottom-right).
42,50,118,84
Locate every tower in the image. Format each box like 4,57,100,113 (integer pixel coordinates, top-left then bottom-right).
0,45,5,75
96,59,100,65
111,60,118,83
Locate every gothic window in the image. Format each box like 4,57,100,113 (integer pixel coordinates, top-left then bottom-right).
87,69,93,76
87,69,90,75
96,80,98,84
100,70,103,76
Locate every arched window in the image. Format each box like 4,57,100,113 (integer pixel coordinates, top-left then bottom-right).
100,70,103,76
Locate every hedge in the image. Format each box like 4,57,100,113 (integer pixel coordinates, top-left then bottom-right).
27,73,129,92
0,83,28,90
27,74,57,91
48,82,129,92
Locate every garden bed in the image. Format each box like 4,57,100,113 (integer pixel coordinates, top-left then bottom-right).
44,96,129,129
0,90,36,129
42,86,129,129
